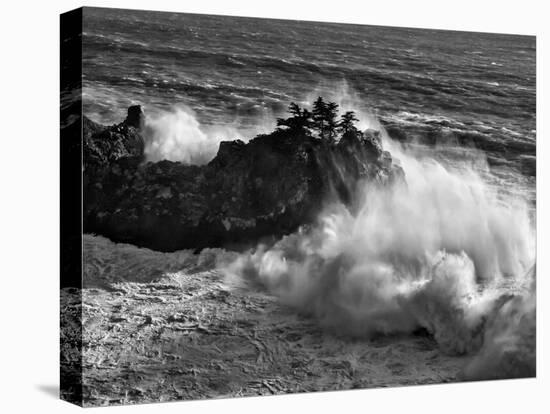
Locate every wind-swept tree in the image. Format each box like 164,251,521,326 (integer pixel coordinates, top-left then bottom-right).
325,101,339,141
276,102,313,135
312,97,327,139
338,111,360,135
312,97,339,142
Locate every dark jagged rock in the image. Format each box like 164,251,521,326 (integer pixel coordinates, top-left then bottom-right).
83,107,404,252
83,108,145,168
124,105,144,128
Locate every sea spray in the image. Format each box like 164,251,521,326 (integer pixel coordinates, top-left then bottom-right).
141,82,381,166
222,115,535,377
461,269,536,380
142,105,247,164
136,91,535,377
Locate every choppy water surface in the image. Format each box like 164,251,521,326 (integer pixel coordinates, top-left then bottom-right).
82,8,535,200
78,9,537,397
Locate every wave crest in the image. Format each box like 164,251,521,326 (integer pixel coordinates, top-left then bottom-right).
223,120,535,377
143,105,245,165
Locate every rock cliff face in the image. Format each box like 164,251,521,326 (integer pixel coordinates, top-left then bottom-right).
83,106,403,251
83,106,145,167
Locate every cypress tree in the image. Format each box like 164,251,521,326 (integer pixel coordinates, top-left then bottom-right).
338,111,360,135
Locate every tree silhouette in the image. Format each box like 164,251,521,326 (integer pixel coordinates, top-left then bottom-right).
312,97,339,142
338,111,360,135
276,102,313,135
287,102,302,118
325,102,339,140
312,97,327,139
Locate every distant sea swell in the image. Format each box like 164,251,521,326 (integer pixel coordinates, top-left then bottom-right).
81,7,535,203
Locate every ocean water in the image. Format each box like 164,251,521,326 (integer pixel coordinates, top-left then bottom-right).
81,8,535,201
79,7,537,387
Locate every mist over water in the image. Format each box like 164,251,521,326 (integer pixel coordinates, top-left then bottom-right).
207,97,536,379
81,7,536,381
88,91,537,379
143,105,248,164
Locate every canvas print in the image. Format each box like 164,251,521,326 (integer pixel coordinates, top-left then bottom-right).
60,6,536,407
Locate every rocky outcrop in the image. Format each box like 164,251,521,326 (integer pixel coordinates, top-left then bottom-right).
83,106,145,167
83,107,403,251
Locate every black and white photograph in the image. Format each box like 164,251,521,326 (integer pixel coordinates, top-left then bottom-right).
58,3,536,408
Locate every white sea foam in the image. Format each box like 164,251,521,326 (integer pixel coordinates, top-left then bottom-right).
219,90,536,377
142,105,246,165
86,83,535,378
226,146,534,333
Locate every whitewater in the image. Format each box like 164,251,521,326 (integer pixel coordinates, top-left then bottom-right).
77,9,537,403
97,92,536,381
